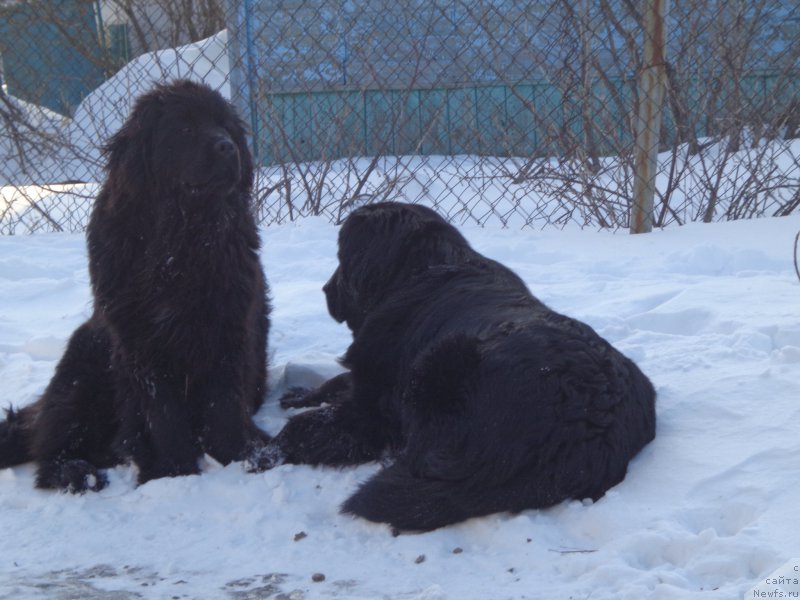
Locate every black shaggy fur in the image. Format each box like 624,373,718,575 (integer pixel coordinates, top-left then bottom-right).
0,80,271,492
257,202,656,532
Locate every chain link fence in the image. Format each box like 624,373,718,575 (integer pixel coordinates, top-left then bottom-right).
1,0,798,234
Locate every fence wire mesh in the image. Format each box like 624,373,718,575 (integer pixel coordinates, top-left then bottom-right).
0,0,798,234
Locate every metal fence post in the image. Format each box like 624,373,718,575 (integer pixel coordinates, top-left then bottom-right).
225,0,259,163
630,0,670,234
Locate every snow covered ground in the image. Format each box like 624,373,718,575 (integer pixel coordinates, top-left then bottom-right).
1,209,799,599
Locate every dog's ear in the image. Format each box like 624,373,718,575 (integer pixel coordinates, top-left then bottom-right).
229,115,255,193
102,92,164,191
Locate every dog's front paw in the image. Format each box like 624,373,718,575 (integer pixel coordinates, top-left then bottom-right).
245,440,285,472
279,386,314,409
36,459,108,493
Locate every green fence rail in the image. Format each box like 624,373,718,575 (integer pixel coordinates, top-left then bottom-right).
252,71,799,164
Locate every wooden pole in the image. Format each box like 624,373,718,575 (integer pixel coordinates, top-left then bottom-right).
630,0,669,234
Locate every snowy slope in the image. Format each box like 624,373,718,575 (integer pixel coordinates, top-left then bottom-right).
1,212,799,599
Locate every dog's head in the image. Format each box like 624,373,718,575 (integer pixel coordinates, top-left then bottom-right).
103,79,254,200
324,202,474,332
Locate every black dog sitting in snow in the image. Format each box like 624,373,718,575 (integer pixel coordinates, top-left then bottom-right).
0,80,271,491
256,202,656,532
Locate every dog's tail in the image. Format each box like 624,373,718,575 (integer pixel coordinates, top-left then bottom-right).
341,462,561,533
0,404,36,468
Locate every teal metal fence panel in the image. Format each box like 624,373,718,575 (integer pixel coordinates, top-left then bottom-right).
244,71,797,165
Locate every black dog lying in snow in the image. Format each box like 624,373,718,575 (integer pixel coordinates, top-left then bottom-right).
0,80,271,491
258,202,656,532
